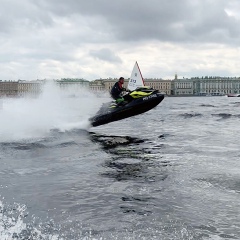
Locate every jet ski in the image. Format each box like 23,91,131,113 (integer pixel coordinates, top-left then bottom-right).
90,86,164,127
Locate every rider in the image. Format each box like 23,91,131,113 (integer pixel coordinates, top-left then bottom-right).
110,77,127,103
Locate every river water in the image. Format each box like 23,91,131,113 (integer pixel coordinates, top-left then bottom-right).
0,84,240,239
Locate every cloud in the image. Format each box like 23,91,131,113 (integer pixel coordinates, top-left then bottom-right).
31,0,240,45
89,48,122,63
0,0,240,80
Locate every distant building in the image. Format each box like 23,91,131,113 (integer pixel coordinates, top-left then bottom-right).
18,80,44,97
1,75,240,97
0,81,18,97
172,75,194,95
97,78,172,95
144,78,172,95
56,78,89,90
89,79,105,92
192,77,240,95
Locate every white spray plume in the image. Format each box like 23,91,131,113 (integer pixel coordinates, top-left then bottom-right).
0,80,107,142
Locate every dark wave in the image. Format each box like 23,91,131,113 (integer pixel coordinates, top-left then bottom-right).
101,159,168,182
158,133,172,139
199,104,216,107
13,142,47,150
179,113,203,118
0,142,47,150
89,132,145,149
54,141,78,148
93,132,170,182
101,160,145,181
121,195,153,202
212,113,232,119
229,102,240,106
119,205,152,215
211,113,240,119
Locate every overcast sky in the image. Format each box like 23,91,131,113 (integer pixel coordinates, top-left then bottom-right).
1,0,240,80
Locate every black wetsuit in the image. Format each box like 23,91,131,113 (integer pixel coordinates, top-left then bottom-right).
110,82,123,100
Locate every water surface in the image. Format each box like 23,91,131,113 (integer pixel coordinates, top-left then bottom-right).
1,94,240,239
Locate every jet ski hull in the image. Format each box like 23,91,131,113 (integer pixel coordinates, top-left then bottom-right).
90,92,164,127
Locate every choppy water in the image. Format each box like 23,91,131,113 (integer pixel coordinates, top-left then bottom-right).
1,87,240,239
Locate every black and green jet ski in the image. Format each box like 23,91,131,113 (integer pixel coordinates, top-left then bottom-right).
90,87,164,127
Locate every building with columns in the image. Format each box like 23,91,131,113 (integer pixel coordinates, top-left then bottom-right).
1,75,240,97
170,75,240,95
90,78,172,95
18,80,43,97
171,74,194,95
144,78,172,95
192,76,240,95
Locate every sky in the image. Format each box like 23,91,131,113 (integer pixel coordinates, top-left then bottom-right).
1,0,240,81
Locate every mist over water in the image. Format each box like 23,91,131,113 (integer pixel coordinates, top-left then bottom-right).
0,81,106,142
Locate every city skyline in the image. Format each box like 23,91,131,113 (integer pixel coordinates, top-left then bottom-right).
1,76,240,98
